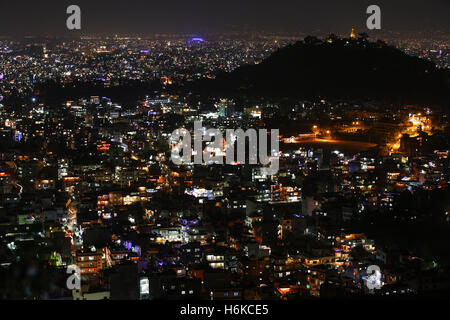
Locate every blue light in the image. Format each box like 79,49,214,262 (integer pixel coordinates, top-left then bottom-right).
187,37,205,46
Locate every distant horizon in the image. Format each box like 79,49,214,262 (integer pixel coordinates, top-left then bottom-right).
1,28,449,41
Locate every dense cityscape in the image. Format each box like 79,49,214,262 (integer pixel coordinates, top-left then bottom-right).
0,8,449,303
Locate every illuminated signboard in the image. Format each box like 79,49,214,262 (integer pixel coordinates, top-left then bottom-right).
140,277,149,297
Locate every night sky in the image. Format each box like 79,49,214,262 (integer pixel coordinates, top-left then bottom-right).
0,0,449,36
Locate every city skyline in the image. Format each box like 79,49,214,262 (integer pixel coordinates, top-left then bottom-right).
0,0,449,305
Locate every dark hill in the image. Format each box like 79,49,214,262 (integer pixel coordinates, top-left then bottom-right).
196,37,450,105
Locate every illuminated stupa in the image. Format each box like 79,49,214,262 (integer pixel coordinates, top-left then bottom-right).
350,27,357,39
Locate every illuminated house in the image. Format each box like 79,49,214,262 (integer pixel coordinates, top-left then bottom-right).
306,269,326,297
274,282,301,299
149,273,203,299
205,253,225,270
115,166,141,186
210,289,242,300
169,169,193,188
110,249,139,266
186,231,209,245
334,248,351,267
62,176,81,192
338,233,375,253
273,256,300,279
279,215,295,240
92,169,113,183
96,141,110,153
303,254,335,267
34,178,55,191
180,242,204,266
76,249,105,275
204,246,238,271
152,226,184,243
15,157,43,180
